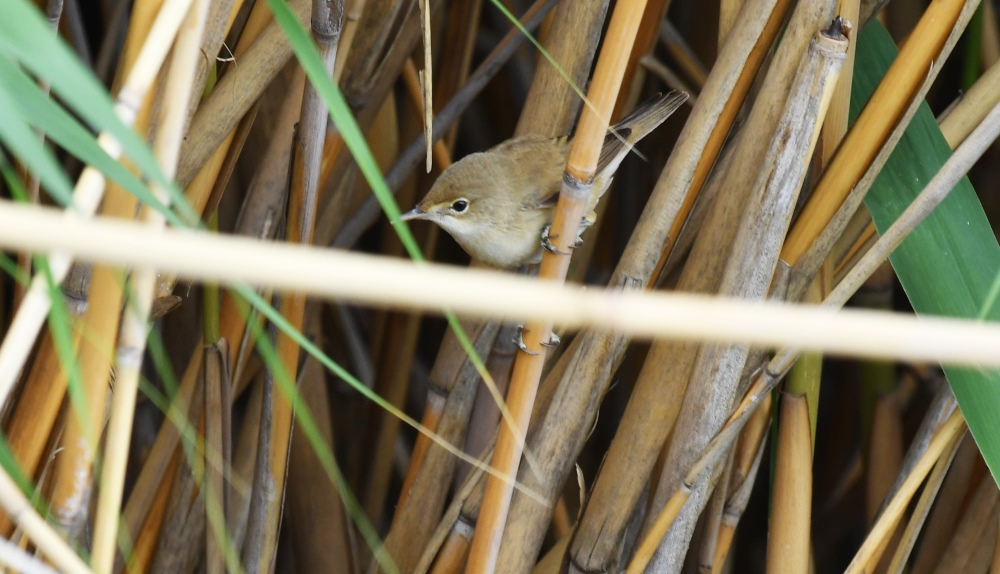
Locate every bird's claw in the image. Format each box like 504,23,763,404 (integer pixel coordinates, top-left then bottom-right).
541,225,571,256
542,331,561,348
513,325,560,353
514,324,539,355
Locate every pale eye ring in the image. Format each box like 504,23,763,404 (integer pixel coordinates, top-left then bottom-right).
450,199,469,214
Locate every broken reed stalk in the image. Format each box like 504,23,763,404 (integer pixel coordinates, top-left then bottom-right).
781,0,976,265
0,0,191,413
465,2,649,570
91,1,208,571
764,393,813,573
636,96,1000,570
249,1,342,571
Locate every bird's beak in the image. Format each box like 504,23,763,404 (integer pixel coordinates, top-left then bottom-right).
399,206,426,222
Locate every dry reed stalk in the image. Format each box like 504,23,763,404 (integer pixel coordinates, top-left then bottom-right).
468,1,648,569
910,434,981,574
845,410,967,573
0,0,190,418
203,342,230,574
638,96,1000,563
175,0,311,187
0,329,78,538
93,1,209,571
246,2,342,570
124,450,180,573
379,320,500,572
361,62,432,524
927,473,1000,572
940,56,1000,147
886,419,965,574
709,391,772,570
317,0,436,237
660,19,708,88
115,343,203,571
286,354,354,572
649,0,793,285
867,394,905,527
0,463,89,574
569,0,793,567
766,394,813,573
643,13,845,571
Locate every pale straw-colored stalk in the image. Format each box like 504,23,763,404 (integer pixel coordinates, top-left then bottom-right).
90,0,207,571
0,0,193,412
1,200,1000,367
0,466,89,574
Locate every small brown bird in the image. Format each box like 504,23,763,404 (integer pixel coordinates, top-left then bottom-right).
400,91,687,269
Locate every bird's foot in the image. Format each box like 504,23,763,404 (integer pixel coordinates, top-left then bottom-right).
514,324,539,355
513,325,561,353
542,331,561,348
541,225,571,256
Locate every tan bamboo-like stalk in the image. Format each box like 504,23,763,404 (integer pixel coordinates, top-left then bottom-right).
0,0,192,415
245,3,342,571
0,328,78,538
203,342,229,574
91,1,208,571
911,434,980,574
708,392,771,571
765,393,813,574
926,473,1000,572
468,3,657,570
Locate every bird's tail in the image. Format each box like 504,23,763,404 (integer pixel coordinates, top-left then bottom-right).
595,91,688,181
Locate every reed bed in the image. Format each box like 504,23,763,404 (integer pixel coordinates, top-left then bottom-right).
1,0,1000,572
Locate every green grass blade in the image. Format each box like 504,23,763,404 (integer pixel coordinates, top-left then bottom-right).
851,21,1000,481
0,57,171,216
0,75,74,205
0,0,197,226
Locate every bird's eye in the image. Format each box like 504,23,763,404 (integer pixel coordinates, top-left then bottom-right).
450,199,469,214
